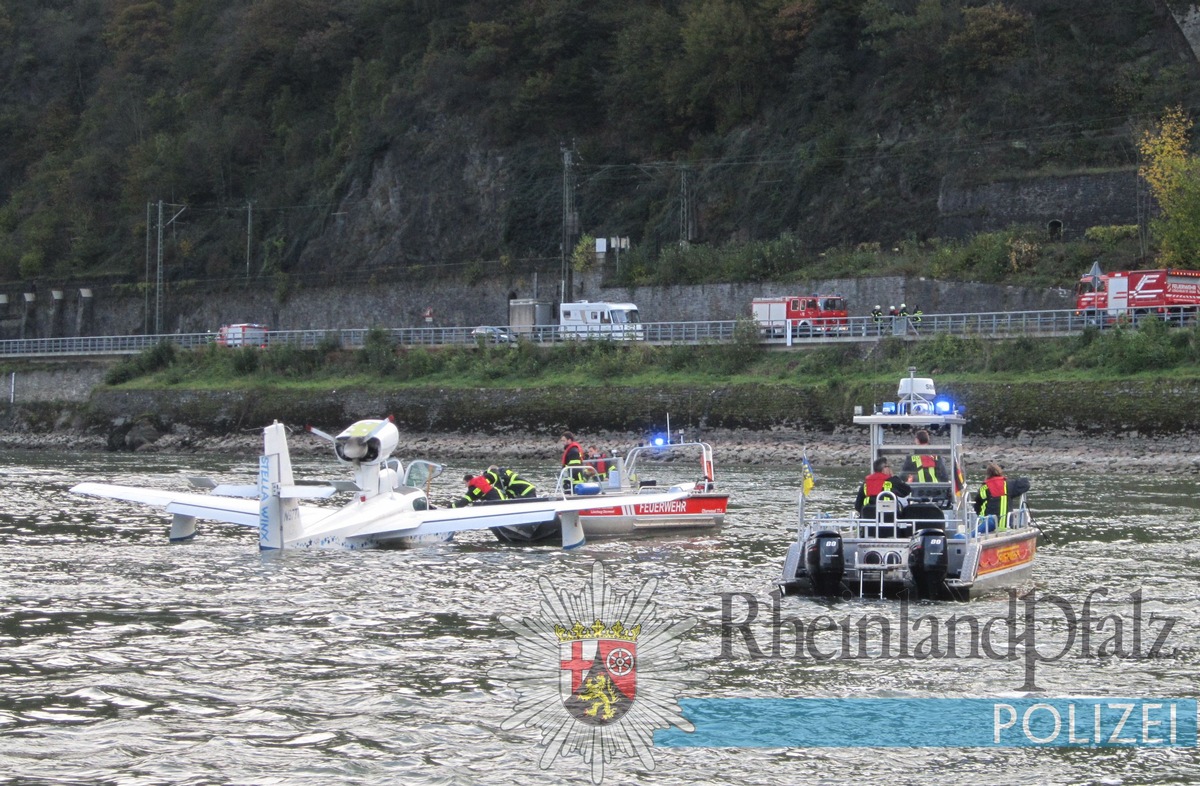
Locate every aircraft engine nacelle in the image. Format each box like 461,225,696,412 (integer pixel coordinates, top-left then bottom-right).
332,419,399,466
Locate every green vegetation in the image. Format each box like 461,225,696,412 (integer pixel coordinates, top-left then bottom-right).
0,2,1196,288
607,225,1140,288
105,318,1200,391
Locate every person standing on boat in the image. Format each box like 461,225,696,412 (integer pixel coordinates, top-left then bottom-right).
902,429,945,483
854,457,911,515
561,431,594,487
488,465,537,499
451,473,504,507
561,432,584,469
586,445,609,480
972,462,1031,532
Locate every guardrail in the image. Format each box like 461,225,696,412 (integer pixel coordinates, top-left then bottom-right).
0,308,1192,359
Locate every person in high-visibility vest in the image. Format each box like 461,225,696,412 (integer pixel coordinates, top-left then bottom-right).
902,429,945,483
871,305,884,335
854,457,911,516
585,446,609,480
489,465,537,498
973,462,1031,532
561,431,584,468
451,473,504,507
560,431,594,488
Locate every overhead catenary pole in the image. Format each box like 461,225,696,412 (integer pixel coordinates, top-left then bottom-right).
561,143,577,303
154,201,189,335
679,165,692,248
246,201,252,280
155,200,163,334
144,202,151,334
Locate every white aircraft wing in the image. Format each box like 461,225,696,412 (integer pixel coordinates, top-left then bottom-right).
71,482,266,528
352,489,690,541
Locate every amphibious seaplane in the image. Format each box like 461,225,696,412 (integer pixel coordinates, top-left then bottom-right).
71,418,687,551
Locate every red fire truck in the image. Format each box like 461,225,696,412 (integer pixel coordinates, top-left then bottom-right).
751,295,849,337
1075,268,1200,324
215,323,270,347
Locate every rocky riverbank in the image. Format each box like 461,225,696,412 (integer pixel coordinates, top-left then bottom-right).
2,424,1195,475
1,376,1196,475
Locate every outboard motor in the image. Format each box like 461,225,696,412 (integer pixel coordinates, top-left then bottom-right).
908,528,948,599
805,531,845,596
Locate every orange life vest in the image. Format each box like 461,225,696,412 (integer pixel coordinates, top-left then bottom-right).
863,472,891,497
562,441,583,466
468,475,494,495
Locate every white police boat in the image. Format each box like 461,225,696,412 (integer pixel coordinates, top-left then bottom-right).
779,369,1040,600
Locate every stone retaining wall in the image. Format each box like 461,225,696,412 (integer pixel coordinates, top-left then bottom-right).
0,273,1072,339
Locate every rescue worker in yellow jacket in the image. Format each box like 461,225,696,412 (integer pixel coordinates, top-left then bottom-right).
451,473,504,508
488,465,537,499
854,458,912,515
901,429,945,483
973,462,1031,532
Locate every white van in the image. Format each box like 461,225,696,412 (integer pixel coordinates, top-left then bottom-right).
558,301,643,340
216,323,269,347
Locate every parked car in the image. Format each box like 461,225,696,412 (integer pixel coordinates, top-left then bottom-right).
471,326,518,344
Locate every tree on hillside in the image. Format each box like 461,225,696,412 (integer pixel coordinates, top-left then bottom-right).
1138,105,1200,266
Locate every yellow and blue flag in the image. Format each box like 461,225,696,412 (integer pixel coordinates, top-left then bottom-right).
801,453,815,497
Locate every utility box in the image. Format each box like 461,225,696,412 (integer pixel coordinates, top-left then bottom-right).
508,298,554,337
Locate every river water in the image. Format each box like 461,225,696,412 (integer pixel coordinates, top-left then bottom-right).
1,448,1197,785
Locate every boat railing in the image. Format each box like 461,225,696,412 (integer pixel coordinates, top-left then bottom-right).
550,456,697,498
948,494,1035,541
551,464,608,497
797,491,987,543
623,441,717,489
579,455,624,489
1008,498,1033,530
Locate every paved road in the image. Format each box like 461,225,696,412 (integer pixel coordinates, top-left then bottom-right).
0,308,1186,359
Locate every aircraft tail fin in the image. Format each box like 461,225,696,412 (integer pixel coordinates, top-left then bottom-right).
259,422,303,549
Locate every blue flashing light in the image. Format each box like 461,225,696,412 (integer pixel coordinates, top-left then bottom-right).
881,402,897,415
652,434,667,447
934,397,953,415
